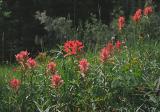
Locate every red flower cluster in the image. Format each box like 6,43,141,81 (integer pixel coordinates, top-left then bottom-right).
47,62,56,73
79,59,89,74
63,40,84,57
51,74,63,88
100,42,114,63
27,58,37,68
132,9,142,22
131,6,153,22
100,41,122,63
118,16,125,31
9,78,21,90
144,6,153,16
15,50,29,62
15,51,37,69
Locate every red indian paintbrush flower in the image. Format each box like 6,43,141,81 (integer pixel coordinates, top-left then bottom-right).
79,59,89,74
51,74,63,88
100,47,110,63
106,42,114,52
118,16,125,31
115,40,122,49
20,51,29,58
144,6,153,16
47,62,56,73
26,58,37,68
100,42,114,63
15,50,29,62
9,78,21,90
132,9,142,22
63,40,84,57
15,53,24,62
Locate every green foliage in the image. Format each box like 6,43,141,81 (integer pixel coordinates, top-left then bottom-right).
0,38,160,111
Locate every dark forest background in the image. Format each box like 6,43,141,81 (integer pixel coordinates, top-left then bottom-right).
0,0,159,62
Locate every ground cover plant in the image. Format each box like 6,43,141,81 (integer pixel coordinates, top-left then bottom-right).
0,5,160,112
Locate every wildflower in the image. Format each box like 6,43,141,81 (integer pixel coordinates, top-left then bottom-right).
20,51,29,58
118,16,125,30
115,40,122,49
26,58,37,68
51,74,63,88
106,42,114,52
9,78,21,90
15,50,29,62
132,9,142,22
63,40,84,57
100,47,110,63
79,59,89,74
100,42,114,63
144,6,153,16
47,62,56,73
15,53,24,62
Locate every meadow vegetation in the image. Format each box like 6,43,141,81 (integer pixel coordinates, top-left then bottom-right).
0,5,160,112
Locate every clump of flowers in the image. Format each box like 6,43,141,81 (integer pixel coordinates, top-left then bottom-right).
100,40,123,63
100,42,114,63
118,16,125,31
15,50,29,62
132,9,142,22
27,58,37,68
15,51,37,69
143,6,153,16
51,74,63,88
9,78,21,91
63,40,84,57
47,62,56,74
79,59,89,76
100,47,111,63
